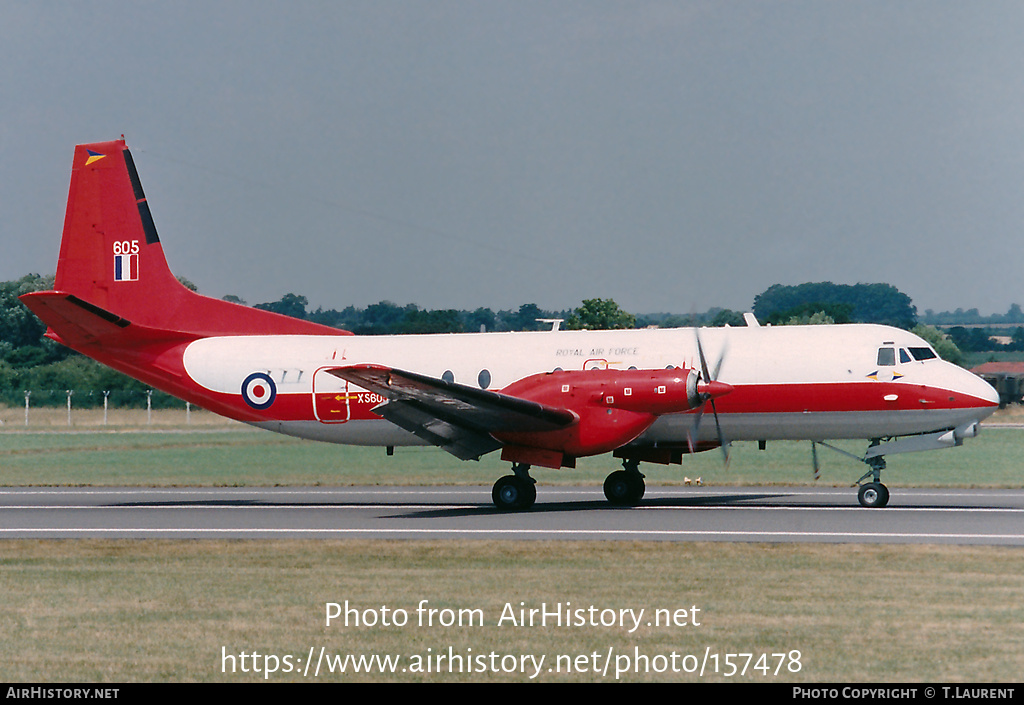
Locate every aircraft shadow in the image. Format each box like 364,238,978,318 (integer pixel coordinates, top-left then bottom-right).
111,492,784,515
109,494,1011,516
389,492,790,518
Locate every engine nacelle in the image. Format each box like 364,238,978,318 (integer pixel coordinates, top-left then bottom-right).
494,367,731,467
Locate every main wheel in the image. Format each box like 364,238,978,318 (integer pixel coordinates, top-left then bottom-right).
857,482,890,508
604,470,645,506
492,475,536,511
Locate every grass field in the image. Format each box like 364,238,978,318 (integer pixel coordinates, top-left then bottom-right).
2,406,1023,488
1,541,1022,682
1,406,1022,682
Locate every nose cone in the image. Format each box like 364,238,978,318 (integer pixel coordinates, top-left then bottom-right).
960,367,1000,414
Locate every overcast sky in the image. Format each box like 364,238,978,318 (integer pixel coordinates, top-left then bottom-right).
3,2,1023,316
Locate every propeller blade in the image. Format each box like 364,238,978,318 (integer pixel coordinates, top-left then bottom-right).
711,344,727,382
694,327,728,386
709,398,730,466
687,404,705,454
695,328,712,384
693,327,730,465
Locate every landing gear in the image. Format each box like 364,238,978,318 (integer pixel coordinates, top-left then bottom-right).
857,482,890,508
814,439,893,508
856,450,889,508
603,459,646,506
492,463,536,511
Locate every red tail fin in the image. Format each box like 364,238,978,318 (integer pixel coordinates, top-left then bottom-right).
23,139,344,341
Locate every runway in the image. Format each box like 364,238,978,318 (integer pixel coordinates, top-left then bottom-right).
2,485,1023,544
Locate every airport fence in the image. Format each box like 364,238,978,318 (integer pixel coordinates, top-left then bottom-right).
0,388,202,427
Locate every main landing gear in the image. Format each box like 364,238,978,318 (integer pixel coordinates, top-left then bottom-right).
491,458,648,511
492,463,537,511
603,459,646,506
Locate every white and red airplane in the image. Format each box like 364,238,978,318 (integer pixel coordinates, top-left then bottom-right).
21,140,1000,510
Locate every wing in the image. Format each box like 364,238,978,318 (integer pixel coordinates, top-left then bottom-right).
325,364,576,460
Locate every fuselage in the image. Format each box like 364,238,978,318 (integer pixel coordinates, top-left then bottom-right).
177,322,999,450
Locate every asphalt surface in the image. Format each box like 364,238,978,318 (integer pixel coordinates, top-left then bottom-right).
1,485,1023,544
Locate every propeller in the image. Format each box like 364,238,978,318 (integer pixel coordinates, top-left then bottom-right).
688,327,731,465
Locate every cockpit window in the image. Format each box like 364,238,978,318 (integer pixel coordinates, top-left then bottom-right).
877,347,896,366
899,348,912,364
909,347,938,361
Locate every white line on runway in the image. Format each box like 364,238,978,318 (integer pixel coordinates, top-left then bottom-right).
0,489,471,496
0,504,476,510
637,505,1024,513
0,528,1022,541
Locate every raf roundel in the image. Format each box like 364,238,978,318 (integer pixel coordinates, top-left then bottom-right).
241,372,277,409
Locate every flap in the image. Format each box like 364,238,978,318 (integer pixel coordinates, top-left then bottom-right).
326,364,576,460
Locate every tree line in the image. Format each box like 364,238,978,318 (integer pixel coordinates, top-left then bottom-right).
249,294,573,335
921,304,1024,326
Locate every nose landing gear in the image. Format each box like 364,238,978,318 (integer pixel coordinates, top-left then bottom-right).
813,439,892,508
855,455,889,508
857,481,890,508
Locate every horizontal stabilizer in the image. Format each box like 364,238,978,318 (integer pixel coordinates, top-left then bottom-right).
19,291,192,347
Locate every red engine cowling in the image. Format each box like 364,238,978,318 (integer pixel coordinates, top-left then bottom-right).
493,367,731,468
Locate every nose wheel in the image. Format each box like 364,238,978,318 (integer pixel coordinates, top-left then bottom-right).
856,452,889,508
857,482,890,508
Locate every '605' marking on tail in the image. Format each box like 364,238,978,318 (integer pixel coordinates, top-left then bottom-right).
113,240,140,282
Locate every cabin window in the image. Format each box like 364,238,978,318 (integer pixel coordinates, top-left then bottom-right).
478,369,491,389
877,347,896,366
909,347,937,361
441,370,455,384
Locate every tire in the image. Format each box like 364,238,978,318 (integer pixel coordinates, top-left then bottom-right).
492,475,535,511
857,482,889,508
604,470,644,506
